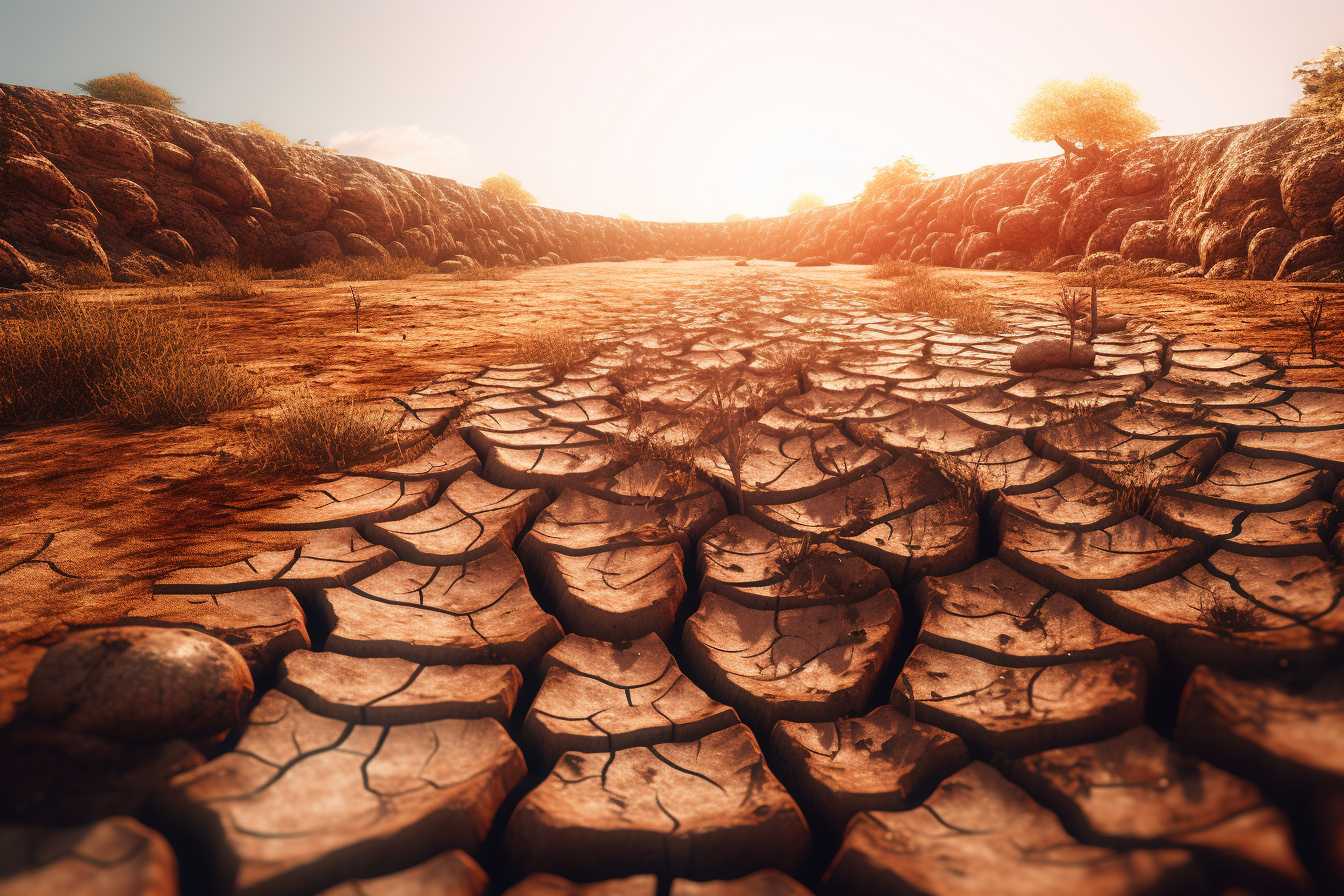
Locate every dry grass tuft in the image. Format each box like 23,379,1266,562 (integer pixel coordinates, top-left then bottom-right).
1197,598,1261,634
921,452,985,513
1108,456,1164,518
295,256,431,285
444,265,518,282
0,291,258,424
57,261,115,289
245,386,388,472
868,257,1003,334
1062,262,1161,289
147,258,269,299
507,329,598,377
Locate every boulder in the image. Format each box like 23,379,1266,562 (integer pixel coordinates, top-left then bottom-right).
72,119,154,170
972,250,1030,271
1119,220,1168,261
293,229,343,265
1206,257,1248,280
6,153,79,205
137,228,196,264
1333,194,1344,236
191,144,269,210
27,626,253,741
44,220,108,266
343,233,391,261
796,256,831,267
0,238,37,285
849,252,874,264
91,178,159,230
1277,235,1344,279
153,141,194,170
1010,339,1096,373
1248,227,1299,280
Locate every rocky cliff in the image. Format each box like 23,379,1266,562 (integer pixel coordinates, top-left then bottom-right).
2,83,1343,286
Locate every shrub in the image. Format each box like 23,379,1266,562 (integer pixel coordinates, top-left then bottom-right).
75,73,181,112
294,256,431,285
618,213,635,221
788,193,825,214
508,329,597,377
57,261,114,289
245,386,387,472
239,121,289,145
857,156,930,201
480,173,537,204
725,213,746,223
0,292,258,424
445,265,517,282
868,257,1003,334
1061,262,1160,289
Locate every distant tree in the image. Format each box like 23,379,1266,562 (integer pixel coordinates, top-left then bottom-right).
725,213,746,223
788,193,825,214
857,156,930,200
481,173,537,204
295,139,340,154
1291,46,1344,118
75,72,181,113
1012,76,1158,176
239,120,289,145
618,212,634,220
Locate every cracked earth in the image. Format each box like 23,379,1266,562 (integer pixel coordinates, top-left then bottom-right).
3,261,1344,895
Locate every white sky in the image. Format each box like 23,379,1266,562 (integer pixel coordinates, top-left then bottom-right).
2,0,1339,221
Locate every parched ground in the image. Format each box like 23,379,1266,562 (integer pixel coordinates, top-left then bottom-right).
3,258,1343,894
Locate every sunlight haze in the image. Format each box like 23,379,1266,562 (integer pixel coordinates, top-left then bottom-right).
2,0,1338,220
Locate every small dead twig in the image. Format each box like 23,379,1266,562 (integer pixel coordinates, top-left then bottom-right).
1055,284,1088,354
1300,294,1328,359
350,285,362,333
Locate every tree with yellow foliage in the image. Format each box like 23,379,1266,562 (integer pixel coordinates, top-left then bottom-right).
1012,76,1158,177
1291,46,1344,118
481,173,537,204
788,193,824,214
857,156,929,200
239,121,289,145
75,72,181,112
618,212,634,221
725,213,746,223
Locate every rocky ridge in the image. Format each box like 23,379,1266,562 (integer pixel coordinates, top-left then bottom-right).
2,84,1342,285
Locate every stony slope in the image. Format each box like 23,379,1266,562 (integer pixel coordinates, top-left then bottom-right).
1,83,1342,285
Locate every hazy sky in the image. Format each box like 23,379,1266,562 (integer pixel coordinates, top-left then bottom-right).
2,1,1339,221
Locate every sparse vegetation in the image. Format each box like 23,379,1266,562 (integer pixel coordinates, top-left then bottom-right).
1062,262,1161,289
507,329,598,377
921,452,985,513
1108,456,1164,519
1055,284,1088,353
75,72,181,112
295,256,431,285
1197,598,1261,634
1012,76,1159,175
788,193,825,214
445,265,518,282
1291,45,1344,119
245,386,388,472
56,261,114,289
239,121,289,145
867,257,1003,334
857,156,930,200
618,213,635,221
480,173,537,205
0,291,258,424
725,213,746,223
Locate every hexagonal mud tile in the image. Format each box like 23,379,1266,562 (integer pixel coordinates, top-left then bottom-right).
1092,552,1344,675
518,487,726,563
277,650,521,725
0,816,178,896
365,432,483,484
848,404,1003,457
697,516,890,610
1175,664,1344,792
1010,726,1312,894
1034,419,1223,489
836,500,979,586
893,643,1146,758
747,456,951,538
252,477,439,531
319,547,562,668
681,590,900,731
499,874,657,896
998,513,1204,597
124,588,309,685
503,724,810,881
913,559,1159,675
156,691,525,896
959,434,1067,496
768,704,969,838
524,634,738,768
366,472,548,566
701,426,888,504
824,761,1203,896
533,543,687,641
154,528,395,595
1164,452,1333,511
1149,497,1334,557
1198,391,1344,430
668,870,815,895
483,440,622,499
992,473,1128,531
1237,429,1344,473
315,849,488,896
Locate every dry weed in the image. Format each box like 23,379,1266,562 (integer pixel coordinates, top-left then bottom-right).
245,386,388,472
1108,456,1164,518
295,256,431,285
508,330,598,377
444,265,518,282
1062,262,1161,289
867,256,1003,334
1196,597,1261,634
0,291,258,424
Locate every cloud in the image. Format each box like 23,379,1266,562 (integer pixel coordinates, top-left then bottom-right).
327,124,470,178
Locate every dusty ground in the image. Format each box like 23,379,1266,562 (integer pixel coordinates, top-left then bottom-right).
1,258,1340,681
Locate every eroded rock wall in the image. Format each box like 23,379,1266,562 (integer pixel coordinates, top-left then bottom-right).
2,83,1342,286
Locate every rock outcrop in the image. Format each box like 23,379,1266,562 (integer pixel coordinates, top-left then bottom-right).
2,83,1342,285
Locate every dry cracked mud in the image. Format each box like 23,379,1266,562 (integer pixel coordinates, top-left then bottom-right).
2,263,1343,894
